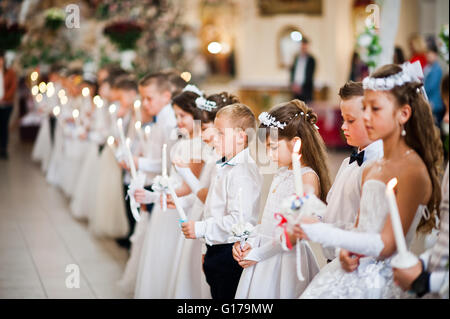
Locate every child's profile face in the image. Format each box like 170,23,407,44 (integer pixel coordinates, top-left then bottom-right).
266,136,292,168
362,90,402,141
201,122,216,146
139,84,171,117
340,96,372,149
213,115,244,159
173,103,194,137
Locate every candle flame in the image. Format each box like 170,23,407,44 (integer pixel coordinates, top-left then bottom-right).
30,71,39,82
117,118,122,127
293,139,301,154
82,87,90,97
52,106,60,116
31,85,39,96
107,136,115,146
134,100,141,108
109,104,117,114
135,121,142,130
144,126,151,135
72,109,79,118
58,89,66,99
126,137,131,146
36,93,43,103
387,178,398,191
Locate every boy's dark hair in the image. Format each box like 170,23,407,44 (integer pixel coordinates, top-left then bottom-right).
113,76,138,92
139,71,186,96
338,81,364,100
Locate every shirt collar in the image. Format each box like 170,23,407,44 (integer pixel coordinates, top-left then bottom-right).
218,148,252,167
155,103,172,123
360,139,384,162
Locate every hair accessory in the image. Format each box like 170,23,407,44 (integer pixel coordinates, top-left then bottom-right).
258,112,287,130
195,96,217,112
182,84,204,96
362,61,424,91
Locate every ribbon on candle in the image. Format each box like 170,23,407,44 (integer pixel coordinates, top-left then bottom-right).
274,213,293,250
127,171,146,222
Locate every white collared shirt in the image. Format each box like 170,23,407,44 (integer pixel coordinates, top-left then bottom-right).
138,103,177,184
322,139,384,260
195,148,263,246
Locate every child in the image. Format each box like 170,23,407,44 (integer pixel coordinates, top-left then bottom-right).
180,103,263,299
392,74,449,299
295,62,443,299
321,81,383,262
169,91,240,299
233,99,329,298
133,87,202,298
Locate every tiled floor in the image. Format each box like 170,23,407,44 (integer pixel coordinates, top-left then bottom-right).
0,131,351,299
0,132,131,299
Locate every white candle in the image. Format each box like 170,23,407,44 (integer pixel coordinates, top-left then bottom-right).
167,185,187,221
238,187,244,223
116,118,126,147
162,144,168,177
81,87,91,114
135,121,145,145
134,100,142,122
385,178,408,255
292,139,304,196
72,109,81,126
125,138,137,179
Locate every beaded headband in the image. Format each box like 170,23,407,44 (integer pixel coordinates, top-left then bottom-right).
182,84,218,112
258,111,319,130
362,61,424,91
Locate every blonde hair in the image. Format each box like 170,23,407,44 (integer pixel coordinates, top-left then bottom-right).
409,34,427,55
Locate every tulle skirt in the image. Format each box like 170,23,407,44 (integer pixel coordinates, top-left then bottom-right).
46,121,65,187
117,210,151,296
32,116,52,173
70,142,100,220
60,137,89,198
89,146,129,238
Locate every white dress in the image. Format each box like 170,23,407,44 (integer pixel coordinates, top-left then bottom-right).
235,167,321,299
32,115,52,173
46,117,65,187
89,145,129,238
69,142,100,219
300,179,425,299
168,143,217,299
134,139,196,299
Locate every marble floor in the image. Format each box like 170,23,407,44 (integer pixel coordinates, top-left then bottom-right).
0,131,350,299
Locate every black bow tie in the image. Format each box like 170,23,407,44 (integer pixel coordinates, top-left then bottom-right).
349,150,365,166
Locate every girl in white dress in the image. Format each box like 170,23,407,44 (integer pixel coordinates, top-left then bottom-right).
169,92,240,299
234,100,331,299
294,62,443,299
133,89,205,298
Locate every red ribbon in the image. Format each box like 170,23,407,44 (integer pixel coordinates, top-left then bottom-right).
274,213,293,250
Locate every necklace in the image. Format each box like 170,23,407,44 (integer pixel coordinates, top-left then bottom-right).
375,148,414,172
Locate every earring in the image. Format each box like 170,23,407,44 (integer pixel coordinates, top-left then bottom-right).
401,125,406,137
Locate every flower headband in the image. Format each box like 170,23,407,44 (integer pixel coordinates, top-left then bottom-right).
182,84,218,112
362,61,424,91
258,112,319,130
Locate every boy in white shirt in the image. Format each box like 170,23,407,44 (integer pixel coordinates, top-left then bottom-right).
320,81,383,262
181,103,263,299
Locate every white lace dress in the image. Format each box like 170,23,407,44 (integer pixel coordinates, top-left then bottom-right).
300,180,424,299
32,115,52,172
235,167,321,299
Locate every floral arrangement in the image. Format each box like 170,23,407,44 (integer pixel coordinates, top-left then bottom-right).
0,22,26,51
229,222,256,249
356,25,382,70
438,24,449,64
103,21,143,51
44,8,65,31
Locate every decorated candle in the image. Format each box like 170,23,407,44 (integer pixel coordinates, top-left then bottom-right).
292,139,304,196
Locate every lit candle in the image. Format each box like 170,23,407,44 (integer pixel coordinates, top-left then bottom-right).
292,139,304,196
52,106,61,117
107,136,116,152
72,109,81,126
125,138,137,179
116,118,126,147
81,87,91,114
135,121,145,145
385,178,419,268
162,144,168,177
134,100,142,122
